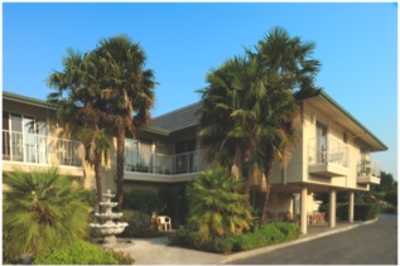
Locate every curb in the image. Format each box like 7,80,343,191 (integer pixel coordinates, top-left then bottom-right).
221,218,379,264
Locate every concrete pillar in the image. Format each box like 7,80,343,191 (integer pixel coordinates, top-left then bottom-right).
348,191,354,223
300,187,308,234
329,189,336,228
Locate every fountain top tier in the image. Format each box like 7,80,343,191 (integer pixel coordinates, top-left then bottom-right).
102,189,115,199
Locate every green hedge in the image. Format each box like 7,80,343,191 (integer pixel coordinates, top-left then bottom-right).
169,222,300,254
320,203,380,221
336,203,380,221
33,240,134,264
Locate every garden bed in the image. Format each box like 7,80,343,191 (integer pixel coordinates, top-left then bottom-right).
169,222,300,254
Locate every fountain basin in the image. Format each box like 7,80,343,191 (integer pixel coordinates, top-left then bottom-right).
90,222,128,236
99,202,118,207
94,212,123,220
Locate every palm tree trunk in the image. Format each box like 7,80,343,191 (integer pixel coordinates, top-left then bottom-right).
260,160,273,224
231,145,242,180
94,155,102,208
116,127,126,208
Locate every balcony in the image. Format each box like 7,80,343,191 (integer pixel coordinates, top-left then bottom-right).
2,130,84,175
357,160,380,184
124,139,207,182
308,137,348,177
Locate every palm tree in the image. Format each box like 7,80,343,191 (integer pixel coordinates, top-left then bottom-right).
248,27,320,222
199,56,260,180
3,169,90,259
186,166,253,242
91,36,156,206
48,50,111,206
199,27,320,223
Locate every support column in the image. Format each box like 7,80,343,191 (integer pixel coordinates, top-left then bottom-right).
300,187,308,234
348,191,354,223
329,189,336,228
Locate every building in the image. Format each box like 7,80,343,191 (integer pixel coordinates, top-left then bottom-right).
2,89,386,233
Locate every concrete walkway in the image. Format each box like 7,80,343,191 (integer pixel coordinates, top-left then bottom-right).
111,219,381,264
111,237,224,264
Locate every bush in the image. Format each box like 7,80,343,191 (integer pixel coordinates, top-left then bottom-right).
383,206,397,214
123,190,166,214
185,167,253,243
3,169,90,261
385,190,397,207
33,240,134,264
320,202,380,221
170,222,299,254
120,209,163,238
78,189,97,207
228,222,300,252
336,203,380,221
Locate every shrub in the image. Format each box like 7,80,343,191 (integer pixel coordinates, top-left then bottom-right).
120,209,163,238
3,169,90,260
229,222,299,252
385,190,397,207
123,190,166,214
336,203,380,221
170,222,299,254
78,189,97,207
33,240,134,264
185,167,253,243
321,202,380,221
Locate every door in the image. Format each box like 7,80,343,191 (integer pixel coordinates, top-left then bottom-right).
175,140,196,173
10,114,23,161
23,116,38,163
316,122,328,163
3,112,10,160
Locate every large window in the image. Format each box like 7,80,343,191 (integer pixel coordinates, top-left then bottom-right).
2,111,82,167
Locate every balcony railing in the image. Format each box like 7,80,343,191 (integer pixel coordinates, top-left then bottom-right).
124,139,206,175
2,130,83,167
357,159,380,177
308,137,349,168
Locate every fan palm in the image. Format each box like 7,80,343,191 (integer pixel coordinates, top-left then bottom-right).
48,50,112,206
3,169,90,259
186,166,253,242
199,56,261,180
91,36,156,206
247,27,320,222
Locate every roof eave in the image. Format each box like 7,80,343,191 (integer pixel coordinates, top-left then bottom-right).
314,89,388,151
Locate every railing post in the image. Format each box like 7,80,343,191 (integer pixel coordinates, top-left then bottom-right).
152,142,156,174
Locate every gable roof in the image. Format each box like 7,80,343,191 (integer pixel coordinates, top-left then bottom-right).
3,90,56,110
312,89,387,151
149,102,202,132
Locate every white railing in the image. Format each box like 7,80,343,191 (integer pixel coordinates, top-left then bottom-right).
2,130,83,167
357,159,380,177
308,137,349,168
124,139,206,175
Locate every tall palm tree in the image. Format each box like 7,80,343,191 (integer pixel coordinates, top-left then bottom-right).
199,56,260,180
248,27,320,222
92,36,156,206
48,50,111,206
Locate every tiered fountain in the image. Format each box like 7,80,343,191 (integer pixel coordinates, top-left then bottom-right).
90,189,128,245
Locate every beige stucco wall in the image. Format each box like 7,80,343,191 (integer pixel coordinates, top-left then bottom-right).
2,99,119,192
302,101,369,191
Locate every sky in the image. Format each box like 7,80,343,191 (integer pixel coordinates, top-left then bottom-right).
3,3,397,177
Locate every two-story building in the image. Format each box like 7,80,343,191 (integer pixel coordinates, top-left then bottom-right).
2,89,386,234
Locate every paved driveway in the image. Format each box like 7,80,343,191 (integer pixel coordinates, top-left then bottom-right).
232,214,397,265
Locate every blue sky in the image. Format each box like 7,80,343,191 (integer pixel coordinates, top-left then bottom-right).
3,3,397,177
